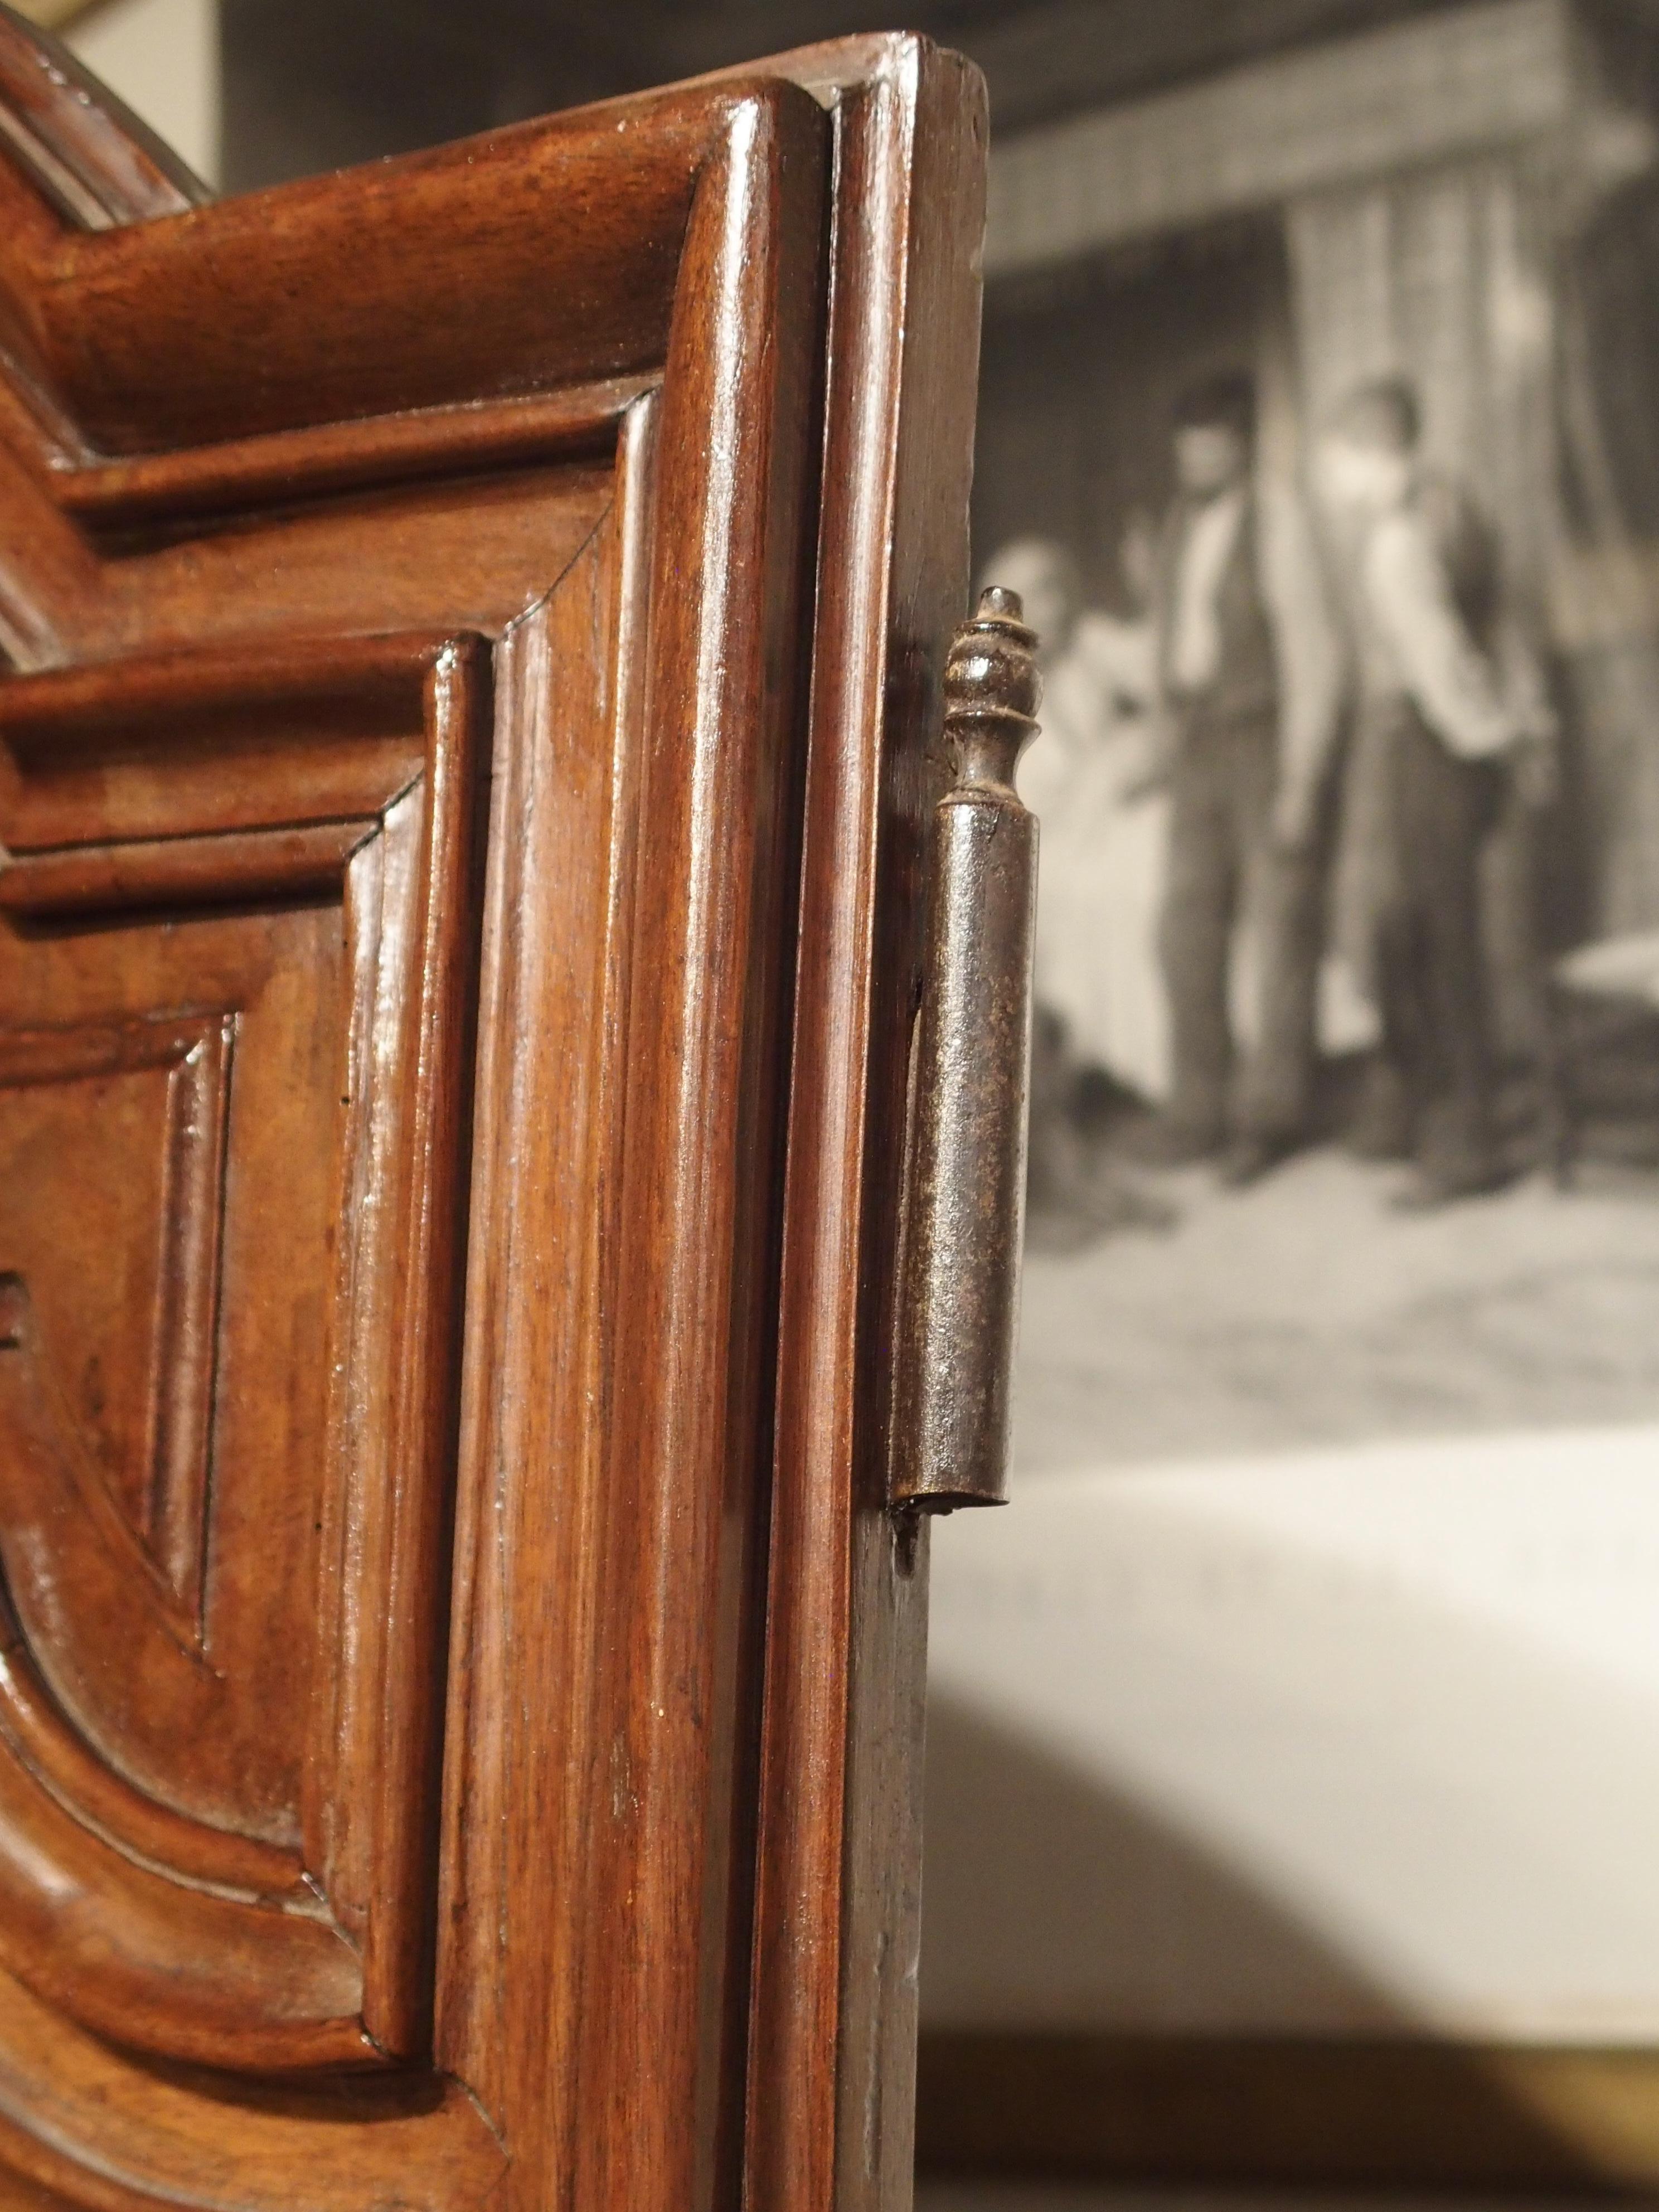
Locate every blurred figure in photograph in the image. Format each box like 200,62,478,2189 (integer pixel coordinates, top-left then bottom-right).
1148,369,1345,1184
993,525,1168,1095
984,532,1172,1236
1318,373,1557,1210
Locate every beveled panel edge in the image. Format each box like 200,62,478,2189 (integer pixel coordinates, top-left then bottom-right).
329,639,493,2060
0,630,491,2077
0,1275,373,2073
0,24,936,470
0,628,464,734
0,630,471,857
0,1009,231,1619
54,372,657,532
0,1593,308,1903
0,823,372,916
0,1970,506,2212
0,1625,371,2074
430,502,641,2156
536,83,826,2206
0,1013,232,1619
1,83,767,458
0,1005,208,1083
429,84,832,2199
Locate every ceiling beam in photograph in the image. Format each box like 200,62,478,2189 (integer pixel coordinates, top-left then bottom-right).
984,0,1627,275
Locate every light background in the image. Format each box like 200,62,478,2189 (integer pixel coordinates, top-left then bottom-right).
60,0,219,185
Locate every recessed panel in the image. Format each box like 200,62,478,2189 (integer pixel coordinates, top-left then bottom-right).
0,633,488,2073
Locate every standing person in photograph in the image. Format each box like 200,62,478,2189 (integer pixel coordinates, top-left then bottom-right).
1149,370,1345,1184
989,525,1167,1106
986,531,1172,1235
1318,373,1556,1210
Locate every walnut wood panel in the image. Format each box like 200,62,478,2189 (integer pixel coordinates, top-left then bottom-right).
0,634,487,2075
0,1012,228,1603
740,38,988,2212
433,82,830,2200
0,17,987,2212
0,87,717,454
0,454,614,671
58,373,652,528
0,1975,503,2212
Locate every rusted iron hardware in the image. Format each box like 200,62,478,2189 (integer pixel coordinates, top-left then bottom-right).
890,585,1042,1513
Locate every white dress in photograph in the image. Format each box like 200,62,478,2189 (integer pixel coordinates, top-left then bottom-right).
1018,611,1170,1103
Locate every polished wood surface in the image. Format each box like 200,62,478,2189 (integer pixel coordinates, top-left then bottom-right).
742,35,986,2212
0,630,487,2074
0,13,986,2211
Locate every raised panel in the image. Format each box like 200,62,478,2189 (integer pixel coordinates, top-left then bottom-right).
0,1972,503,2212
0,633,489,2072
0,904,341,1853
0,1013,226,1605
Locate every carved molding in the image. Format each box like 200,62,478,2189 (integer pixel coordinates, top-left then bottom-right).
0,1968,507,2210
0,632,489,2072
59,370,658,533
0,1014,230,1612
0,14,946,2209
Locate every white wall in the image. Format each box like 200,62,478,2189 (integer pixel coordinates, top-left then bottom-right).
926,1424,1659,2039
65,0,219,187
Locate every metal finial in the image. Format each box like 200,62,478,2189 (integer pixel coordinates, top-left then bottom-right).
889,587,1044,1514
942,586,1043,793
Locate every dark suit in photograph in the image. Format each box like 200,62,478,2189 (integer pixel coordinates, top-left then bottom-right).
1153,478,1343,1156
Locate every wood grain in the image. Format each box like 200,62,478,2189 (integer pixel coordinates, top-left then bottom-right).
0,86,730,452
0,1012,227,1602
435,77,834,2209
0,634,488,2076
56,373,656,528
0,1973,505,2212
0,1737,367,2072
0,824,371,914
744,38,987,2212
0,17,990,2209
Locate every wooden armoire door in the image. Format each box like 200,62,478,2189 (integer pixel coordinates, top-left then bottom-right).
0,14,989,2212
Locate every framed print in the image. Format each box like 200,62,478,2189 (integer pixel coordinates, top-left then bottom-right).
918,1,1659,2191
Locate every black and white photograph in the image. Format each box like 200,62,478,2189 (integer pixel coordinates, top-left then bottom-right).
924,1,1659,2196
